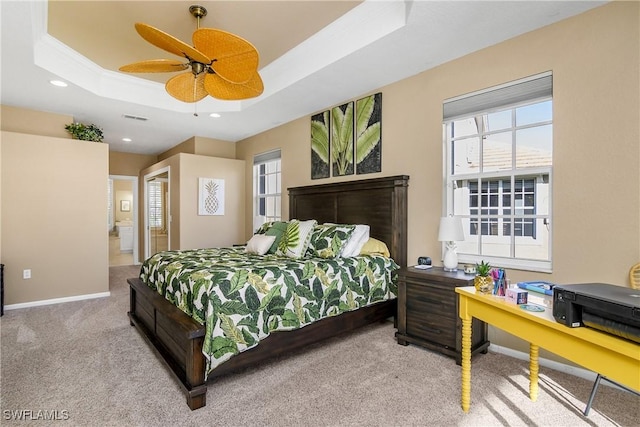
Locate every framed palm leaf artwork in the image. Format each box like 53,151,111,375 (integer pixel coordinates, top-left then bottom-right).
331,101,354,176
310,110,330,179
356,93,382,175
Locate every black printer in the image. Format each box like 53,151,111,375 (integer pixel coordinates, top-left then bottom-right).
553,283,640,344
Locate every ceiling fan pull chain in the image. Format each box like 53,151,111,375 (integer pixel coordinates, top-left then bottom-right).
193,81,199,116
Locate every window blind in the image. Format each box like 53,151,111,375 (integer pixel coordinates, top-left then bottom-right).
443,72,552,121
253,149,281,165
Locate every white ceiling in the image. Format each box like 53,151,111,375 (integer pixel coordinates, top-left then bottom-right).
1,1,606,155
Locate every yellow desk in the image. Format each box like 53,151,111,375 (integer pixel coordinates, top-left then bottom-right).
455,286,640,413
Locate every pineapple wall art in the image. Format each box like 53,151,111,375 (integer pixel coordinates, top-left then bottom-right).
198,178,225,216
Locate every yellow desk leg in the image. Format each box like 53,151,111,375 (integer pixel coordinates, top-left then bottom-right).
529,343,539,402
461,317,472,412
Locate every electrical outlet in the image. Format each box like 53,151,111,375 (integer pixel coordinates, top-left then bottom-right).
23,269,31,279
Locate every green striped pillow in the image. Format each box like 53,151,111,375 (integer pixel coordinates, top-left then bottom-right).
275,219,317,259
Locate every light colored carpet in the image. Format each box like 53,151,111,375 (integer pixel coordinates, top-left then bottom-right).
1,265,638,426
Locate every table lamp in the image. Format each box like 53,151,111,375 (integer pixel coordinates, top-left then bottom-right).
438,216,464,272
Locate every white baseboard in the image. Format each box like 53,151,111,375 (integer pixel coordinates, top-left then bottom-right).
4,291,111,311
489,344,625,391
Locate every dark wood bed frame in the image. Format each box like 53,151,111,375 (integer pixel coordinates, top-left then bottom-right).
127,175,409,410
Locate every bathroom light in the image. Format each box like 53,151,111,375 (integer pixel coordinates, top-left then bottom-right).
49,80,68,87
209,113,221,118
122,137,132,142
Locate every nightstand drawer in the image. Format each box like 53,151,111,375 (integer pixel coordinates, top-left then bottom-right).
406,282,455,318
406,312,456,348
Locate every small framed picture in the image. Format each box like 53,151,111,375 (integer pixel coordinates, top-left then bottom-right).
120,200,130,212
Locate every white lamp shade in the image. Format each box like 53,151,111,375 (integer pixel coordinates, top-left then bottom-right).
438,216,464,242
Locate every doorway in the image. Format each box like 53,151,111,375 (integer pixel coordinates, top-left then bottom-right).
144,168,170,259
108,175,139,266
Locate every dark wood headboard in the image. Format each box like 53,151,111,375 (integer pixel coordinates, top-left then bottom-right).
288,175,409,268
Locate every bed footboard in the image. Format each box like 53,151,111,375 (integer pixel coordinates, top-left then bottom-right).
129,277,396,410
128,278,208,410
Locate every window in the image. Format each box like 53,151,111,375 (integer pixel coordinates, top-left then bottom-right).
253,150,281,224
148,181,163,228
443,73,552,272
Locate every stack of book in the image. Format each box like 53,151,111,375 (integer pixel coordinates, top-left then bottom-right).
517,281,555,295
517,281,555,308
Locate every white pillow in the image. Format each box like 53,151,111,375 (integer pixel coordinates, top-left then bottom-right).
340,224,370,257
245,234,276,255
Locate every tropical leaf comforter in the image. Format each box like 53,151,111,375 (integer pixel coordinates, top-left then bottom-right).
139,247,399,376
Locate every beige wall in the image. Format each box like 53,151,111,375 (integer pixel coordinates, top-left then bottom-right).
1,105,71,139
113,180,133,223
178,153,245,249
109,151,157,177
138,154,245,258
157,136,236,161
235,3,640,357
158,137,196,161
1,131,109,304
193,136,236,159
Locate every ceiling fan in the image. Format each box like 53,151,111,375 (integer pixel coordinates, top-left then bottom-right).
119,4,263,102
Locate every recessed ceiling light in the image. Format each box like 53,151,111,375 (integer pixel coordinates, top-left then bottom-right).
49,80,68,87
122,138,132,142
209,113,221,118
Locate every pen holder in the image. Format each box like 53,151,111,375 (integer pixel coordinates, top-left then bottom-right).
493,279,506,296
492,269,507,296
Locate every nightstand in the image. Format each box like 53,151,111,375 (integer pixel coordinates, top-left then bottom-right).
395,266,490,364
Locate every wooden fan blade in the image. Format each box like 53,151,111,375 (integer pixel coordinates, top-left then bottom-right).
165,72,208,103
203,72,263,100
193,28,259,84
119,59,189,73
135,22,211,65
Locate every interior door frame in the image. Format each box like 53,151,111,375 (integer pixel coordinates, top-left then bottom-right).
144,166,170,259
109,174,139,265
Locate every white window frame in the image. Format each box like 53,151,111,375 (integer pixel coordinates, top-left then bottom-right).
443,73,553,272
253,150,282,226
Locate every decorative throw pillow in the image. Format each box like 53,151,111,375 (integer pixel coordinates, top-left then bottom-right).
276,219,317,259
359,237,390,257
340,224,370,257
255,221,275,235
264,221,288,254
307,224,356,258
245,234,276,255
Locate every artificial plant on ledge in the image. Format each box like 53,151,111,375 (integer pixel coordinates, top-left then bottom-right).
64,122,104,143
